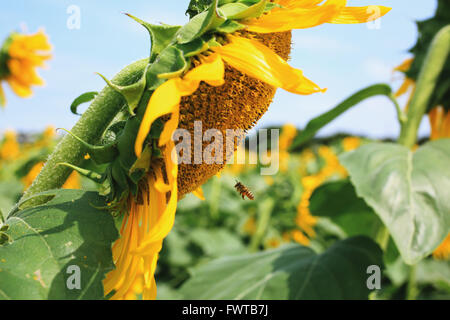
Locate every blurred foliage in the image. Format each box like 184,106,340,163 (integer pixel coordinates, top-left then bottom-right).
0,125,448,300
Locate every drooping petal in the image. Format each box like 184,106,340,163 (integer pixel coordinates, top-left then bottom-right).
395,77,415,97
394,58,414,73
244,0,390,33
213,35,325,95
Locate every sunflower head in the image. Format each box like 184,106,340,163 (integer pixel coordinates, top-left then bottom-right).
0,29,52,106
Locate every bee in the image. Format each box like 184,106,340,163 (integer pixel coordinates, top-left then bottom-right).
234,181,255,200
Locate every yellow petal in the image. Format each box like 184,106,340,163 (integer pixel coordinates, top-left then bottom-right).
213,35,325,95
135,79,183,157
132,141,178,254
245,0,347,33
394,58,414,73
244,0,390,33
6,77,32,98
192,186,206,201
395,77,414,97
329,6,391,24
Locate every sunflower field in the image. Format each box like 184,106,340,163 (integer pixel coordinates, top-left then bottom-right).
0,0,449,302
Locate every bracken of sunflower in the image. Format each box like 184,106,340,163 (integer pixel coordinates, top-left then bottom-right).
101,0,390,299
0,29,52,106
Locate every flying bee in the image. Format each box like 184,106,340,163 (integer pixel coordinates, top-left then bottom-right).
234,181,255,200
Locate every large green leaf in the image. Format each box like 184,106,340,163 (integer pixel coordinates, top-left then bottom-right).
189,228,246,257
340,140,450,265
0,189,118,300
180,237,383,300
309,180,383,238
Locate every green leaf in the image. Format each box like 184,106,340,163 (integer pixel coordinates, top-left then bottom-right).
310,180,383,238
177,0,226,44
416,259,450,292
175,37,210,58
0,189,118,300
190,228,246,257
215,19,245,33
126,14,181,63
291,84,393,150
340,140,450,264
70,92,98,115
219,0,267,20
147,46,188,85
180,236,383,300
96,64,149,115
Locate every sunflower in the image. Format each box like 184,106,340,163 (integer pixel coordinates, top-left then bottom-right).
0,29,51,106
60,0,389,299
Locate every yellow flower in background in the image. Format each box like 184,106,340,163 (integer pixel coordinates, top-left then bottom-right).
433,235,450,260
429,106,450,141
278,124,297,172
0,130,20,161
22,161,44,188
342,136,361,152
243,216,257,235
62,170,81,190
292,145,349,245
0,29,52,106
23,161,80,190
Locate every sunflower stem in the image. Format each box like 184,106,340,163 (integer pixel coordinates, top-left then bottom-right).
249,197,275,252
398,25,450,148
18,59,148,209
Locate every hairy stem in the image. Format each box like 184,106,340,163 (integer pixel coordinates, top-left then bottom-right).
397,25,450,300
398,25,450,148
19,59,148,207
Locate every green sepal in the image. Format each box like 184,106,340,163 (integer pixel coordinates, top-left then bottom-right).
215,19,245,33
146,46,188,86
175,37,210,57
57,162,105,184
96,64,149,115
219,0,267,20
69,91,98,115
156,46,189,79
152,140,163,159
125,13,181,63
0,34,13,79
111,159,130,198
129,144,152,179
57,128,118,165
177,0,226,44
149,118,165,138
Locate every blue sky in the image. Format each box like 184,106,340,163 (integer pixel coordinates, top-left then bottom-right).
0,0,437,139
